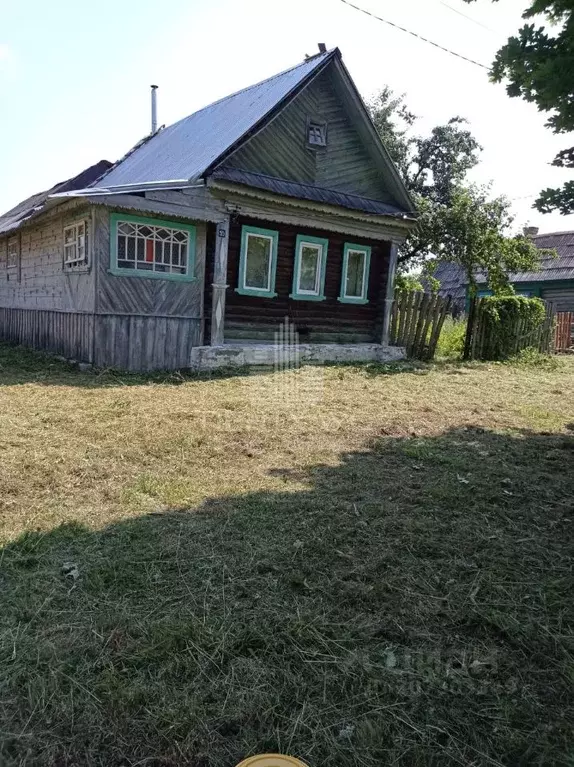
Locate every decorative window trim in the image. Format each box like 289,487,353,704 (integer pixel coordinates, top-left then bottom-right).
338,243,371,304
290,234,328,301
307,118,327,148
236,225,279,298
109,212,197,282
63,219,89,270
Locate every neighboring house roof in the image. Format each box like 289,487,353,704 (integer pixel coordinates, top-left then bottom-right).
433,231,574,297
0,160,112,236
431,261,467,302
507,231,574,283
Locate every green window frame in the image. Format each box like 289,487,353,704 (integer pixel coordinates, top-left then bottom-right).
338,243,371,304
109,212,196,282
290,234,328,301
236,225,279,297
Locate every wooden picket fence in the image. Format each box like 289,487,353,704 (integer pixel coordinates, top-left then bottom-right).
390,290,452,360
554,312,574,353
463,297,555,361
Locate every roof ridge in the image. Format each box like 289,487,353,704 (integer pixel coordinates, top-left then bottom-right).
533,230,574,237
169,49,336,129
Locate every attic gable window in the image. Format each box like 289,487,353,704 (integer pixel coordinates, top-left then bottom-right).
109,213,196,282
63,221,88,268
307,120,327,147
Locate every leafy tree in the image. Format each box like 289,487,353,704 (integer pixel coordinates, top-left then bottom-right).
465,0,574,214
395,273,424,292
421,185,545,295
368,88,543,291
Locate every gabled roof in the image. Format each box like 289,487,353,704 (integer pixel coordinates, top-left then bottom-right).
88,47,414,214
0,160,112,236
93,50,336,190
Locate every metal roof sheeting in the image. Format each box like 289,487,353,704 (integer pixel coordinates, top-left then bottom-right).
0,160,112,236
212,167,410,217
432,231,574,296
93,51,335,190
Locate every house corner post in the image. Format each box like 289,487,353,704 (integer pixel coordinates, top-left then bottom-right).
382,240,400,346
210,217,230,346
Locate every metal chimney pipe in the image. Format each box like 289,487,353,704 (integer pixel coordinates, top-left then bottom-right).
150,85,158,134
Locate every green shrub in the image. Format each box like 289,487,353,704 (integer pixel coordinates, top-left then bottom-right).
436,317,467,359
480,295,546,360
506,347,561,369
395,273,423,292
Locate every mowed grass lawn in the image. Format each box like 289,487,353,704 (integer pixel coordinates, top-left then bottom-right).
0,344,573,767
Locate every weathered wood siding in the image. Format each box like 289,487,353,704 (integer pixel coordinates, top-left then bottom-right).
541,286,574,312
0,307,202,370
222,67,395,204
93,315,202,371
0,308,95,361
221,217,390,343
93,205,207,321
0,206,96,312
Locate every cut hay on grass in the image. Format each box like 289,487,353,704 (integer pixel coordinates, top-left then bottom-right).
0,343,573,766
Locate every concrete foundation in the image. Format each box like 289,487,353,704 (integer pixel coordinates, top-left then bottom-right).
189,343,406,371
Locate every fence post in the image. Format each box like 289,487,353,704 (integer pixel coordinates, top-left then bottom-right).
381,241,400,347
463,297,476,360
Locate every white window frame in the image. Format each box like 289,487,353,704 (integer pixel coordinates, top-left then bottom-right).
245,232,274,291
236,225,279,297
338,243,371,305
290,234,328,301
63,220,88,269
110,213,196,282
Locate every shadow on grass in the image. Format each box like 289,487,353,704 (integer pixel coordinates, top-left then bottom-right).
1,427,572,766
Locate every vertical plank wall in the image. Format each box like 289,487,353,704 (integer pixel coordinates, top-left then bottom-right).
0,204,207,370
92,205,207,371
0,205,97,361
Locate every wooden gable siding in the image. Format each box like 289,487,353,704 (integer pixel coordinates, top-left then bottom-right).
222,217,390,343
93,206,207,321
222,67,395,204
0,207,95,313
541,286,574,312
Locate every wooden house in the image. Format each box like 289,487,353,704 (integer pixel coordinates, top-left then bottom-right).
0,47,416,371
433,228,574,312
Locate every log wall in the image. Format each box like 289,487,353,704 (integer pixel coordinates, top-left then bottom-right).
222,216,390,343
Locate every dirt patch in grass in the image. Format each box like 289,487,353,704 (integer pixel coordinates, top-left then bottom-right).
0,344,573,765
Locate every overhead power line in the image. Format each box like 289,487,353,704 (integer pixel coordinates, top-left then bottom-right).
438,0,497,33
338,0,490,70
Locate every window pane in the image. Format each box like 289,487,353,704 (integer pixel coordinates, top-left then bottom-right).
115,219,190,275
244,235,271,290
298,244,320,292
346,250,365,297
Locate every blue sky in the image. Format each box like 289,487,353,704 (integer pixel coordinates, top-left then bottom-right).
1,0,573,232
